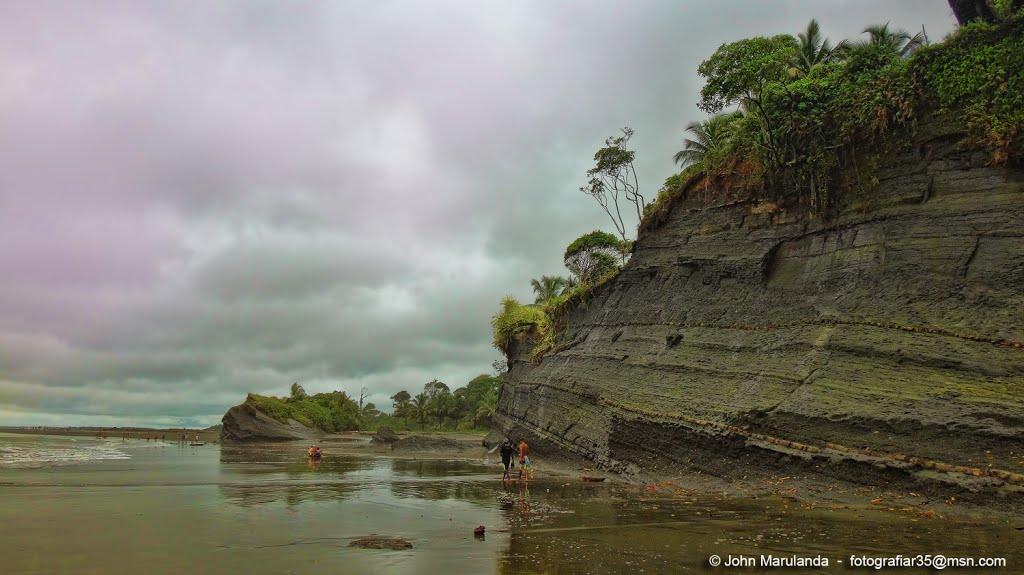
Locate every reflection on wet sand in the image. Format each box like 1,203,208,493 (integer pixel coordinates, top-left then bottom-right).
219,443,377,476
217,446,498,507
496,484,1024,574
220,482,362,507
213,444,1024,574
6,436,1017,575
389,458,490,478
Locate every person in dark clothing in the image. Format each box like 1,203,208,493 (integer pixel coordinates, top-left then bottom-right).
499,438,516,482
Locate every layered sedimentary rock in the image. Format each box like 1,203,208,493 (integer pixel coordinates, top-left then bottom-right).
220,401,321,442
495,121,1024,498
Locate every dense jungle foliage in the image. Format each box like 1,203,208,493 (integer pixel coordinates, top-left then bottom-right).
646,8,1024,227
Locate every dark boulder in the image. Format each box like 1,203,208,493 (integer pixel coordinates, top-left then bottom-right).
371,427,399,444
392,434,463,451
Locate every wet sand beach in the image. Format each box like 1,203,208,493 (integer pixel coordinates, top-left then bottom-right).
1,432,1021,574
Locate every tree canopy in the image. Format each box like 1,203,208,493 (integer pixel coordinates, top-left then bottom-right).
697,34,798,114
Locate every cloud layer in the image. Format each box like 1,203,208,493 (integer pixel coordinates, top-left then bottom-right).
0,1,955,426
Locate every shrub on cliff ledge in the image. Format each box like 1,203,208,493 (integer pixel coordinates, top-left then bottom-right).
491,296,551,357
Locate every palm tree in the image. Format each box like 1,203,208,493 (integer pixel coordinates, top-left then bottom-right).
673,112,739,168
429,392,454,429
530,275,568,303
846,23,925,59
475,389,498,427
560,275,578,295
793,19,839,75
412,392,429,430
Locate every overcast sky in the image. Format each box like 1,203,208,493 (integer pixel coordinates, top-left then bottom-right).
0,1,956,427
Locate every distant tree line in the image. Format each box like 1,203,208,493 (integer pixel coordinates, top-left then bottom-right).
387,375,500,431
247,375,501,433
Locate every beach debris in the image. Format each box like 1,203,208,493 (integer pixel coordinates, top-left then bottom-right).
581,476,605,482
497,493,516,506
349,535,413,550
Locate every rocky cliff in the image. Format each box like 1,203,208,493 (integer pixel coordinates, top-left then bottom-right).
220,401,322,442
495,121,1024,500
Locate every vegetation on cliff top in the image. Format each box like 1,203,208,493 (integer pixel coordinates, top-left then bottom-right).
246,387,362,433
492,4,1023,362
493,230,628,359
647,7,1024,227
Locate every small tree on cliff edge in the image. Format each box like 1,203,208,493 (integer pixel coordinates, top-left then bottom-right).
564,230,627,284
697,34,798,172
581,127,645,243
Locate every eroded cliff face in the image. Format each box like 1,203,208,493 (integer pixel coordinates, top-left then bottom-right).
495,121,1024,499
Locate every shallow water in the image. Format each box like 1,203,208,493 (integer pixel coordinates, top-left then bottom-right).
1,432,1021,574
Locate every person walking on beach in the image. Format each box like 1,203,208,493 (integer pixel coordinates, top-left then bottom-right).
499,438,515,482
517,438,531,482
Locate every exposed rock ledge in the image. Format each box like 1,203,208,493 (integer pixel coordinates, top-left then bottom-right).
494,119,1024,508
220,402,322,443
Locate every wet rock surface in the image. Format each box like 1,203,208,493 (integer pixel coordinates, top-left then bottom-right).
495,121,1024,505
219,403,321,443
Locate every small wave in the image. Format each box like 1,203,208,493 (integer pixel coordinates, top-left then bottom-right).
0,443,131,468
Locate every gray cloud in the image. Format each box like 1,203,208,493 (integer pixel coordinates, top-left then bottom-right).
0,1,956,426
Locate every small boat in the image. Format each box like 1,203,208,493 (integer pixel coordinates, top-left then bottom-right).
581,476,606,482
189,442,205,446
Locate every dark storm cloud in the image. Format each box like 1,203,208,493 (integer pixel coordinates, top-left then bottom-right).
0,1,956,426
